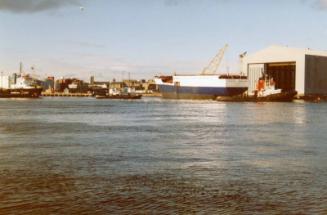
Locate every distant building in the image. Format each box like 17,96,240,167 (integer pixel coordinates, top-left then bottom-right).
90,76,95,85
109,81,126,91
68,79,88,93
143,79,158,92
42,76,55,92
10,73,17,85
88,76,109,96
55,78,88,93
123,79,143,90
55,78,72,92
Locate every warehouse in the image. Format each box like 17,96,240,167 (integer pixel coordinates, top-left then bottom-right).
242,45,327,96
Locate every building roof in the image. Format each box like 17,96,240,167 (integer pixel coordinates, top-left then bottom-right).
243,45,327,64
248,45,327,58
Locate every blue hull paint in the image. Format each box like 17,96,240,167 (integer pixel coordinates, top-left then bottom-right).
158,85,247,100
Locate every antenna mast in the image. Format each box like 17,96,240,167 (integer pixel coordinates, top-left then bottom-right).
19,62,23,75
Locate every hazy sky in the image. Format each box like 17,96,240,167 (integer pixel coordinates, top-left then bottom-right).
1,0,327,80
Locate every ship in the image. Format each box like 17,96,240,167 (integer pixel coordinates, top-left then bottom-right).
155,74,248,100
0,64,43,98
154,44,248,100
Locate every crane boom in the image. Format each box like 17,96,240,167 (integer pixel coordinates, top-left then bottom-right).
201,44,228,75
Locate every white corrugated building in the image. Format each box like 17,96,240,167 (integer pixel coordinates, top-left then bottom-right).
242,45,327,96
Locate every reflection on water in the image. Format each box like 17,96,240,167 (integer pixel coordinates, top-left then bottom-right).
0,98,327,214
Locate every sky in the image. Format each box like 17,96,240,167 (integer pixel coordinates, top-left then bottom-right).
1,0,327,81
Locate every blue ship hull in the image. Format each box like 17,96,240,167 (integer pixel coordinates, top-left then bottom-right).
158,85,247,100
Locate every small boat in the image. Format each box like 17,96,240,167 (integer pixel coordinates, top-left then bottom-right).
96,94,142,99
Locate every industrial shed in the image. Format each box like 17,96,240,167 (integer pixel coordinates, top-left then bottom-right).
242,45,327,96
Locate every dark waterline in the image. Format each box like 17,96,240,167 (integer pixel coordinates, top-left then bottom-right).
0,97,326,214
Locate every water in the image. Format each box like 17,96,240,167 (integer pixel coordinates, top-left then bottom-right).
0,97,326,214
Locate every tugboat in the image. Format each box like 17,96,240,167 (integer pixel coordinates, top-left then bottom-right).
216,76,297,102
251,76,297,102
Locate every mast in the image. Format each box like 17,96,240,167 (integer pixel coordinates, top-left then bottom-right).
19,62,23,75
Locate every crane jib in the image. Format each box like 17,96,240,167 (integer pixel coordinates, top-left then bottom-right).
201,44,228,75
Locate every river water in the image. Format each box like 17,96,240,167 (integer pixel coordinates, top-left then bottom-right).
0,97,326,214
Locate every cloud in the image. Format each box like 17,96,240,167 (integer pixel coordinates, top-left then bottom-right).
166,0,327,10
301,0,327,9
317,0,327,8
0,0,82,13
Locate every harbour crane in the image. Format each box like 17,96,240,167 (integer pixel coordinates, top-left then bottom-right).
201,44,228,75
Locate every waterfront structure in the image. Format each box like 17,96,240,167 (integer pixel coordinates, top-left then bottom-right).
55,78,70,92
55,78,88,93
88,77,108,96
0,75,10,89
42,77,55,92
49,77,156,96
10,73,18,86
109,81,126,91
141,79,158,93
1,63,158,97
90,76,95,85
243,45,327,96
